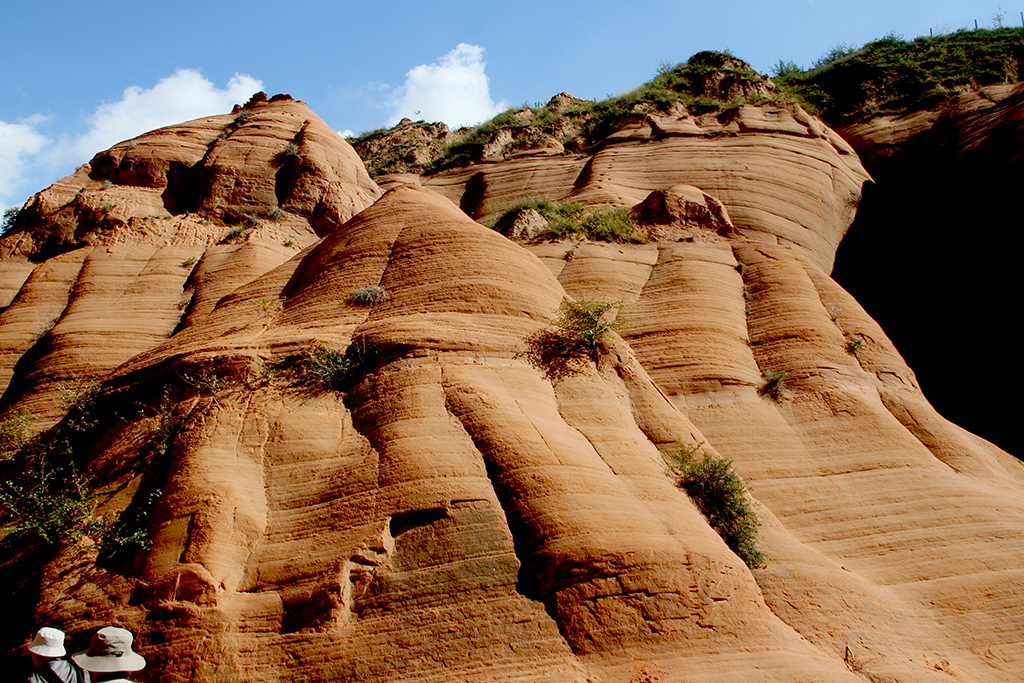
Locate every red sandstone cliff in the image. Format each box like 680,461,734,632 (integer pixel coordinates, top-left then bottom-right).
0,85,1021,683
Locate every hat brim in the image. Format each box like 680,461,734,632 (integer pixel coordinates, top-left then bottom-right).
72,650,146,672
27,644,66,657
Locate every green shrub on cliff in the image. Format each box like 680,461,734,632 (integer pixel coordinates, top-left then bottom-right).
669,442,764,569
522,298,626,380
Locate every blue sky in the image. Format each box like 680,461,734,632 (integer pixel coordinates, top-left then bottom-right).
1,0,1016,211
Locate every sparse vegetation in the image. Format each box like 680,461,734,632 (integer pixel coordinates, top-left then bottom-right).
845,333,866,355
667,442,764,568
267,207,287,221
99,180,114,190
231,110,254,127
2,206,20,235
494,199,646,243
284,339,378,393
219,226,247,244
522,298,626,380
0,408,33,461
218,109,255,139
348,127,390,146
252,297,279,319
567,50,786,143
577,207,645,243
409,50,786,175
97,487,161,561
178,367,228,393
759,369,789,400
0,462,94,545
0,381,103,544
181,256,198,268
0,379,188,553
812,42,858,69
348,285,388,306
771,59,803,79
774,27,1024,125
94,387,177,563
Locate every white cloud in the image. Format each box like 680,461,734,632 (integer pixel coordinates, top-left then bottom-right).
0,70,262,212
58,69,263,167
338,129,355,138
388,44,508,129
0,115,51,211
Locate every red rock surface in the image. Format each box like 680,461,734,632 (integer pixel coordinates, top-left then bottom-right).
0,91,1021,683
0,94,380,428
418,102,868,272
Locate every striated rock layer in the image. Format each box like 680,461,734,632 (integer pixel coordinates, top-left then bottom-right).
0,93,381,428
415,102,868,273
0,91,1021,683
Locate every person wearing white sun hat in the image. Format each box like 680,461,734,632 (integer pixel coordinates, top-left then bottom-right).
71,628,145,683
25,626,90,683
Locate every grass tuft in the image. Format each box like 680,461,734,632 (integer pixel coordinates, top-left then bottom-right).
348,285,388,306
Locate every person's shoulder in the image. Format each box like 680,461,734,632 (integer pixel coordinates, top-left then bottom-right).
43,658,87,683
46,659,74,672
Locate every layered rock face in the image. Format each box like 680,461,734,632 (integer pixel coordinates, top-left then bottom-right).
0,94,381,427
415,100,866,273
0,86,1022,683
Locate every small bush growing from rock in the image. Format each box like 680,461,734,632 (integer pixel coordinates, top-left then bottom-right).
219,226,246,244
348,285,388,306
97,487,162,562
522,298,626,380
231,110,254,127
845,333,865,355
0,382,104,545
759,369,788,400
286,339,378,393
0,465,94,545
0,408,32,461
178,367,228,393
669,442,764,568
1,206,20,235
555,298,626,357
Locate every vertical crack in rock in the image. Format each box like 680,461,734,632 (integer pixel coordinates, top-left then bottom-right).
437,365,572,642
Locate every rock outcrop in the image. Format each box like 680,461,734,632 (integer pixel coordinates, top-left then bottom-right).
0,75,1022,683
0,93,381,427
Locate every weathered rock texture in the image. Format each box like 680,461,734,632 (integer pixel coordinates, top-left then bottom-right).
0,93,381,427
419,101,867,273
0,86,1021,683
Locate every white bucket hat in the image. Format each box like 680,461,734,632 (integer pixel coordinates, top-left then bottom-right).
72,627,146,672
26,627,66,657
